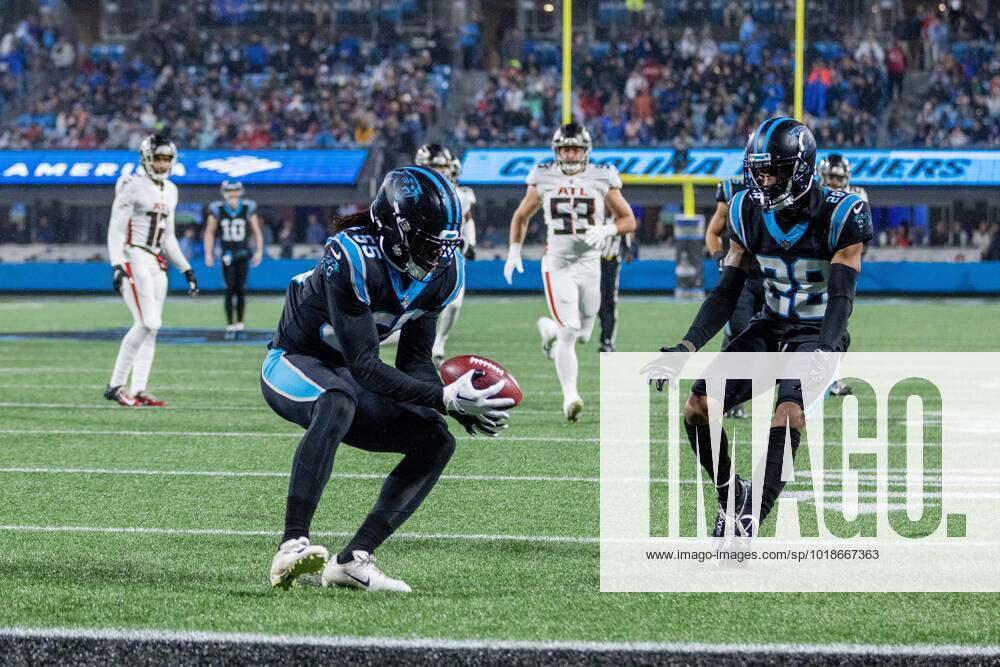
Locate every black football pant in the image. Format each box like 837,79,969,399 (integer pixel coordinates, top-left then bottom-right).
260,349,455,552
222,257,249,324
598,256,621,344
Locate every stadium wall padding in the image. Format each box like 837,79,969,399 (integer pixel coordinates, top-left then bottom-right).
2,260,1000,294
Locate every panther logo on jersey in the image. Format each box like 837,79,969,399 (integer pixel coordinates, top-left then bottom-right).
321,255,339,278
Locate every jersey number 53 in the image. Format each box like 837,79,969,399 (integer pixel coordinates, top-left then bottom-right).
550,197,596,235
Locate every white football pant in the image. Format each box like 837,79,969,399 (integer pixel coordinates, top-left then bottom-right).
433,287,464,359
110,248,167,394
540,254,599,403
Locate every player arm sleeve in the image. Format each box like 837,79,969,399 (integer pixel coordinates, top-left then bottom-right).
395,313,444,386
461,196,476,247
326,275,446,412
818,263,858,351
160,200,192,272
106,184,131,266
681,265,748,350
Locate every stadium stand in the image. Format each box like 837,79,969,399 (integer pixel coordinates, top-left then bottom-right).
0,1,452,153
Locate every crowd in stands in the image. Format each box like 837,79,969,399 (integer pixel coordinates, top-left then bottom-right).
452,4,884,149
0,2,450,153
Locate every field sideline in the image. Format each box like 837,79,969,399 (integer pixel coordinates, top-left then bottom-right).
1,294,999,654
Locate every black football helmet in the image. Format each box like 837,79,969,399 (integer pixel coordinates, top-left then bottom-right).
139,134,177,183
415,143,454,172
551,122,592,175
371,166,462,282
818,153,851,190
743,117,816,212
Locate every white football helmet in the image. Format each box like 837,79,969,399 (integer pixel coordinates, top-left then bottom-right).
551,122,592,175
139,134,177,183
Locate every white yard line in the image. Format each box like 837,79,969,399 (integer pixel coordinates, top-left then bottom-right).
1,466,996,491
0,524,598,544
0,427,989,448
0,626,997,658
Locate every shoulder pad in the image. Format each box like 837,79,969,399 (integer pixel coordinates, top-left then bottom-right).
827,192,867,251
727,189,751,248
328,232,372,306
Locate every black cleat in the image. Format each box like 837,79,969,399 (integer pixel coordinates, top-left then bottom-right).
712,476,751,538
598,339,615,353
724,404,746,419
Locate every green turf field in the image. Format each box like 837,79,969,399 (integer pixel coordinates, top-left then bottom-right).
0,294,998,647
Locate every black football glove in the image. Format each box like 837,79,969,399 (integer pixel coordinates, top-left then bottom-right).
640,344,692,392
447,409,509,438
711,250,725,271
463,244,477,260
184,269,199,296
111,264,126,295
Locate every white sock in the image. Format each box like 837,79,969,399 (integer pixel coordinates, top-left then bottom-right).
129,328,158,395
554,326,580,402
110,325,147,388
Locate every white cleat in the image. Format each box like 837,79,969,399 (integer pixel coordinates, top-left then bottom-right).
269,537,329,590
536,317,557,360
563,396,583,422
322,550,412,593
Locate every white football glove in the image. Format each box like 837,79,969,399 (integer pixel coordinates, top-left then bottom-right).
503,242,524,285
442,370,514,437
584,224,618,250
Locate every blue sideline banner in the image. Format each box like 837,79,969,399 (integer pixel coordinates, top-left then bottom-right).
459,148,1000,187
5,259,1000,294
0,150,368,185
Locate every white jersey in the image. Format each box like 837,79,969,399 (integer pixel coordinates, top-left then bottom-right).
106,169,190,272
457,185,477,249
527,161,622,260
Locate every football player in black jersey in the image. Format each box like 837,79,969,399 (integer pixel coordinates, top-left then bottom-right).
646,117,872,539
204,180,264,339
704,177,765,418
262,167,514,592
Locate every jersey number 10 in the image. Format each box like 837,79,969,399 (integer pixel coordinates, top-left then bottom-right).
221,218,247,242
550,197,596,235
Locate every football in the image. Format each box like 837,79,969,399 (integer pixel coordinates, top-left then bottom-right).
439,355,523,407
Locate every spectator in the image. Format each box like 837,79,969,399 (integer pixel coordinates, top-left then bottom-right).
32,214,57,244
739,14,756,43
303,213,326,245
886,40,907,100
855,31,884,63
278,218,296,258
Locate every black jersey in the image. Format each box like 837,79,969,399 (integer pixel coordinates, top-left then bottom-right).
728,185,872,325
208,199,256,255
273,226,464,365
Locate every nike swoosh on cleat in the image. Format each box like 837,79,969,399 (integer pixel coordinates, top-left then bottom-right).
346,572,370,587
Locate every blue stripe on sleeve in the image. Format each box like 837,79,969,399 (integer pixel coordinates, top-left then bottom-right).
335,233,371,305
728,189,749,247
828,194,861,251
